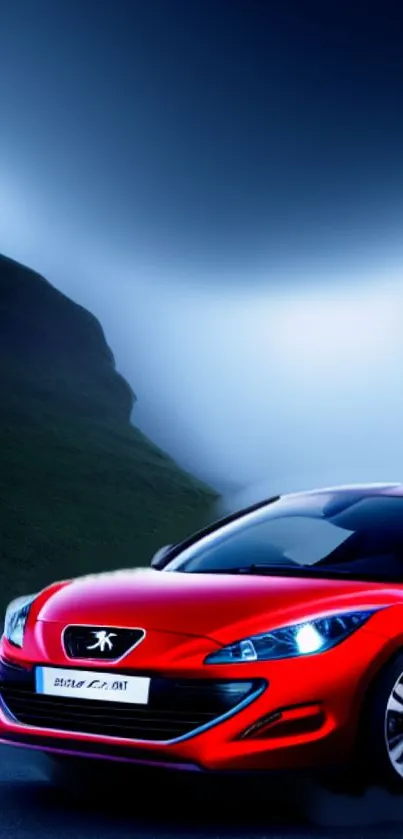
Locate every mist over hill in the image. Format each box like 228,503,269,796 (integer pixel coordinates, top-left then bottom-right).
0,254,218,610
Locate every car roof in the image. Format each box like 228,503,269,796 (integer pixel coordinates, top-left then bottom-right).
285,482,403,499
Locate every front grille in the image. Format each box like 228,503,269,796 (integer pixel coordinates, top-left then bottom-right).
63,626,145,660
0,664,263,742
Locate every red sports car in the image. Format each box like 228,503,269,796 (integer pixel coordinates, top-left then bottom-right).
2,482,403,789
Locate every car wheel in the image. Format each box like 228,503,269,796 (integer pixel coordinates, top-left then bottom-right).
358,651,403,791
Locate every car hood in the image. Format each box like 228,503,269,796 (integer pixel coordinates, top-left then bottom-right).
35,568,399,645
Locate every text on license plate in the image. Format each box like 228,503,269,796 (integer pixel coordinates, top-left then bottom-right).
35,667,150,704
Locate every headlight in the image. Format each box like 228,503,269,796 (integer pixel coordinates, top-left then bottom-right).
4,593,37,648
204,610,376,664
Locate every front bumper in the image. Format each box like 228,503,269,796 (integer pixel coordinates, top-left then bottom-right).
0,656,265,749
0,622,390,773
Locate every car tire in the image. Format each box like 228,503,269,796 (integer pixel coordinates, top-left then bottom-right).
357,651,403,792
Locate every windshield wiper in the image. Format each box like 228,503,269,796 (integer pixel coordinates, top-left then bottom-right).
194,564,308,575
192,564,359,578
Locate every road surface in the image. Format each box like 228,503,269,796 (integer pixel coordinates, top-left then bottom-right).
0,743,402,839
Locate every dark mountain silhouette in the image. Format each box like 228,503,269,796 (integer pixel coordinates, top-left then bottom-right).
0,254,218,609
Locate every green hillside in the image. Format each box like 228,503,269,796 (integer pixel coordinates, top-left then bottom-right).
0,255,218,611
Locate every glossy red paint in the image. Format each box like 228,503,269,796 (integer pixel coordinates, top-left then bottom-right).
2,482,403,775
0,567,402,773
33,570,399,643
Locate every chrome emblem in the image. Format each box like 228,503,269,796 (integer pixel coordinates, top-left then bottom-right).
86,630,117,653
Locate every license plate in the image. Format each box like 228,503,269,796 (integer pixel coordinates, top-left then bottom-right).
35,667,150,704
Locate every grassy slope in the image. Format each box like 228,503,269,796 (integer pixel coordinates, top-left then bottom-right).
0,255,218,610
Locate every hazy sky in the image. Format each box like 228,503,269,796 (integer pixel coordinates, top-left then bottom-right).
1,0,403,500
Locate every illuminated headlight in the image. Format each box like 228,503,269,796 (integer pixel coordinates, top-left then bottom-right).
4,594,37,648
204,610,377,664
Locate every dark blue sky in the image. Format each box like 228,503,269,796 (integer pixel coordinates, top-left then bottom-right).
2,0,403,283
2,1,403,495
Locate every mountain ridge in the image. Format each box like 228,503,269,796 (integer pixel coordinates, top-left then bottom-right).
0,253,218,610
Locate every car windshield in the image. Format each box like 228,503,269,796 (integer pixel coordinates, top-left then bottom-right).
164,492,403,582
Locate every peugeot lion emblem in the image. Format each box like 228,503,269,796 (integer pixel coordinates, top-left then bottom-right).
86,630,117,653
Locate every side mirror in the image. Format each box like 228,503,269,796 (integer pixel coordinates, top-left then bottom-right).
150,545,172,570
